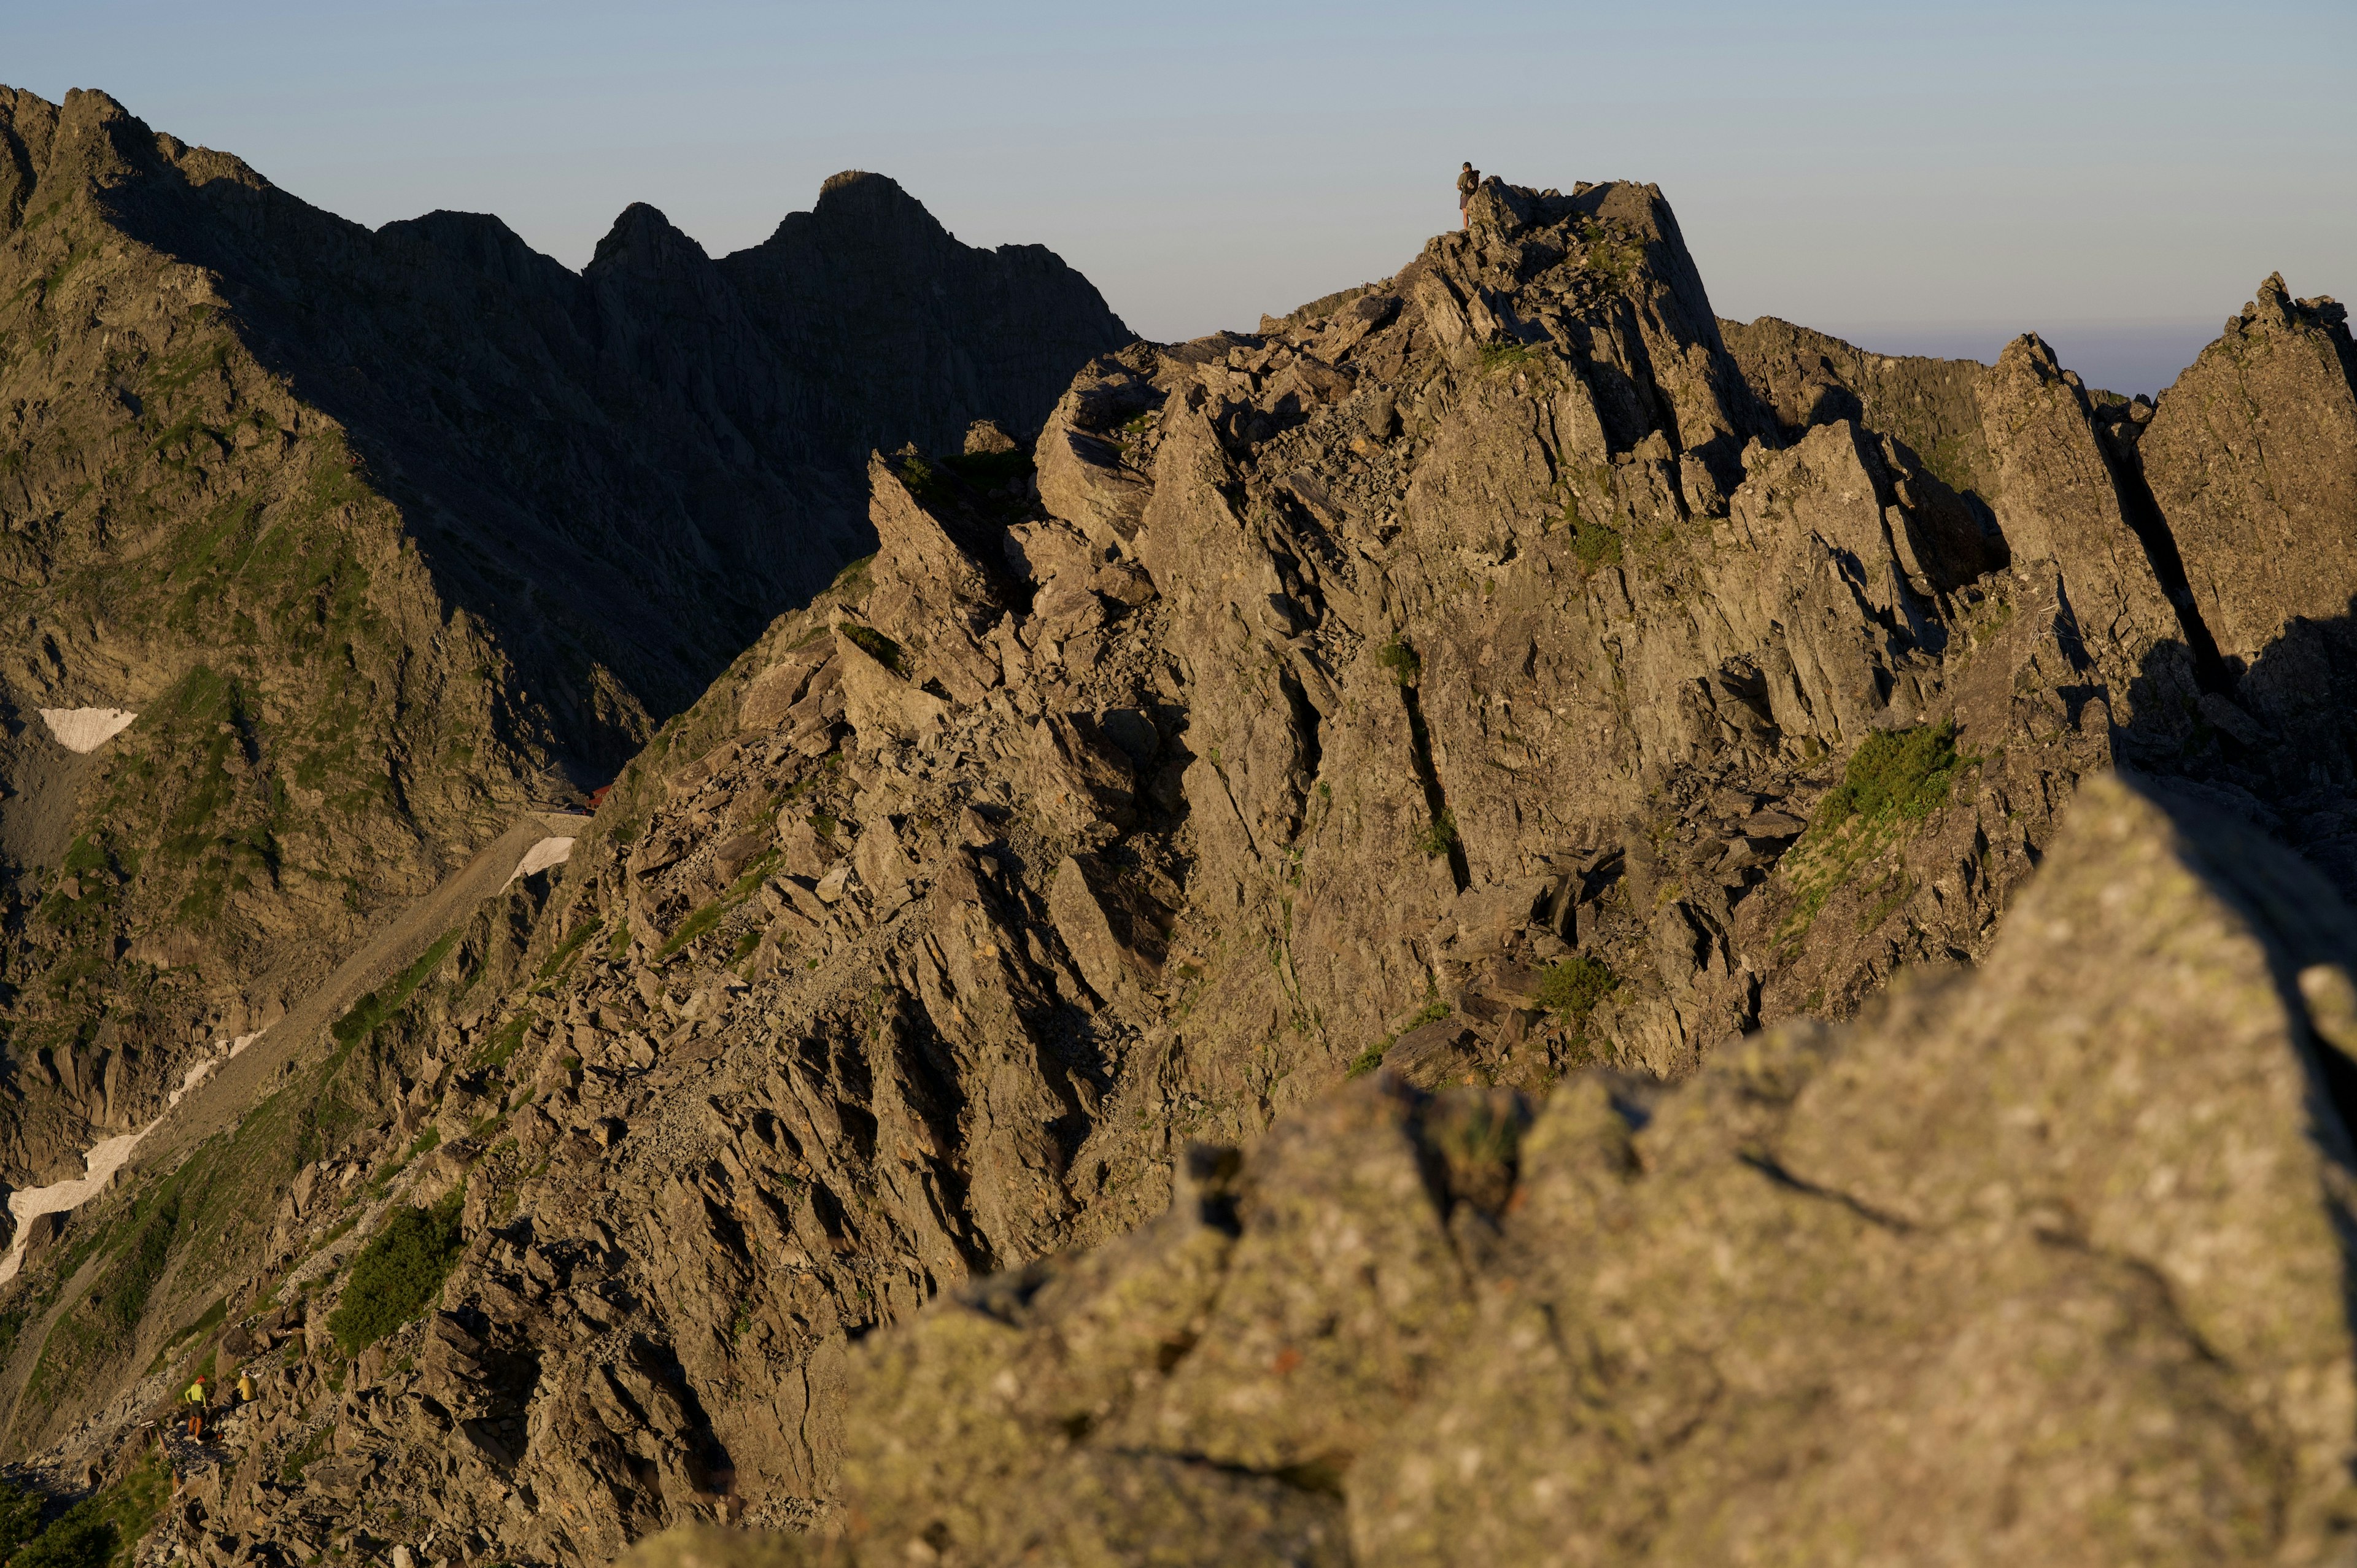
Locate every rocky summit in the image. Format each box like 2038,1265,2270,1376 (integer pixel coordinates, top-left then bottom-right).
0,85,1126,1194
0,120,2350,1568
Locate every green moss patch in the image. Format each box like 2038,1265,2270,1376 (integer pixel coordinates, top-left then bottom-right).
941,448,1034,488
1806,722,1964,839
1537,956,1618,1027
330,927,463,1051
1571,519,1623,573
536,917,603,981
0,1475,47,1561
473,1013,530,1073
1416,809,1459,861
325,1187,465,1357
1374,637,1421,687
837,622,905,673
279,1423,334,1486
1778,722,1971,944
9,1450,168,1568
1348,995,1452,1079
653,848,783,964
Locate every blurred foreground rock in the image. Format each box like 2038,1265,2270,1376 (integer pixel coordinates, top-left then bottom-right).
622,770,2357,1564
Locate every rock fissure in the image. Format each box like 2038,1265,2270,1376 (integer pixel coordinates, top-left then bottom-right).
2103,436,2234,694
1395,678,1468,895
1732,1149,1918,1234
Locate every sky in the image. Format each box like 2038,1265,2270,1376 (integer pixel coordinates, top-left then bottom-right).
10,0,2353,396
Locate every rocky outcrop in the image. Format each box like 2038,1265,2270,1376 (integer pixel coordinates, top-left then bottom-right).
2140,274,2357,666
1720,314,2002,502
627,769,2357,1566
1723,314,2203,744
1973,333,2201,738
0,83,1127,1188
1032,347,1171,553
1724,277,2357,898
2138,274,2357,775
6,161,2356,1568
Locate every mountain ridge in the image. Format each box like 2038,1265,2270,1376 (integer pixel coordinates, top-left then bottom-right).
0,82,1129,1192
0,128,2351,1568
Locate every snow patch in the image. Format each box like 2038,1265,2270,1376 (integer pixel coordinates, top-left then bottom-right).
0,1029,265,1282
169,1059,217,1108
162,1034,257,1109
506,836,576,887
0,1125,153,1284
37,708,137,753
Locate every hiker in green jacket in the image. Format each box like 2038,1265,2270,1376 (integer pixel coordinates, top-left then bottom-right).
184,1375,208,1440
1458,162,1480,228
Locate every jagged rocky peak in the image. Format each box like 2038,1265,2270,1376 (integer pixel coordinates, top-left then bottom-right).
1718,264,2357,858
810,169,937,228
0,80,1130,1203
719,166,1133,460
7,152,2357,1568
2141,272,2357,666
589,199,714,273
381,207,575,290
764,168,1039,265
1406,176,1771,479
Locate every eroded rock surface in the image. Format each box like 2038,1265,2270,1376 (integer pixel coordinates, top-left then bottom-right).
0,82,1126,1192
2,164,2353,1568
613,771,2357,1566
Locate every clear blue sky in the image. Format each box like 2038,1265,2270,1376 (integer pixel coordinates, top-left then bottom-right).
12,0,2353,395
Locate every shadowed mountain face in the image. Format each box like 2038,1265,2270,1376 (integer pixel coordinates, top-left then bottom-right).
0,84,1127,1187
68,102,1129,758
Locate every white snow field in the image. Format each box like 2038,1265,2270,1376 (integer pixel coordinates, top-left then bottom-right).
0,1032,261,1283
37,707,137,752
505,835,576,887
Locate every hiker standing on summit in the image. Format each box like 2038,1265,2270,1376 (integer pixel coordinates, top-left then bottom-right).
1458,161,1480,228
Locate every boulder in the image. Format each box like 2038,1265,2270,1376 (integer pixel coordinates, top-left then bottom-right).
690,772,2357,1566
1035,357,1164,550
1025,713,1138,833
738,646,830,731
832,624,948,743
962,419,1018,456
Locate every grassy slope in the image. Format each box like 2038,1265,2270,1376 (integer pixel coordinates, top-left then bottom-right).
0,152,533,1186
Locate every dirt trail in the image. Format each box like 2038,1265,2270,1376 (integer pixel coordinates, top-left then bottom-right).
127,809,587,1171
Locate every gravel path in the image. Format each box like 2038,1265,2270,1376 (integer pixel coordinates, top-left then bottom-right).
117,810,588,1181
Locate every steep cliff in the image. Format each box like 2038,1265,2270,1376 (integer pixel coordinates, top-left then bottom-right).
638,768,2357,1566
1,163,2352,1568
0,85,1128,1189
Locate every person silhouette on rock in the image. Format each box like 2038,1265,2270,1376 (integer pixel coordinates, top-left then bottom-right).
1458,162,1480,228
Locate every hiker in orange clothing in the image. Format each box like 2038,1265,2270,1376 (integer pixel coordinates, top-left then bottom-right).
1458,162,1480,228
184,1375,208,1439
